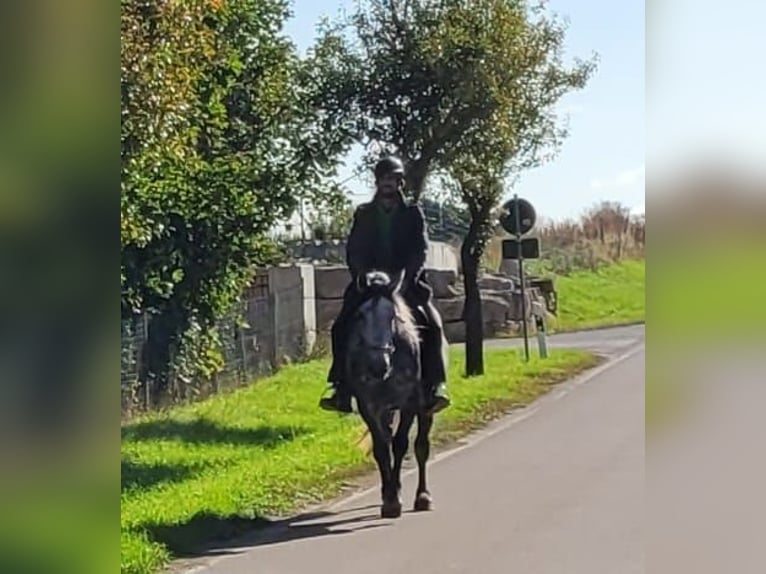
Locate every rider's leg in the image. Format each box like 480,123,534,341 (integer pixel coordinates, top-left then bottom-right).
320,288,356,413
420,301,450,414
319,319,353,413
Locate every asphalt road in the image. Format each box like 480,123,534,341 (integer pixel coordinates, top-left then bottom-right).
479,323,645,358
187,325,645,574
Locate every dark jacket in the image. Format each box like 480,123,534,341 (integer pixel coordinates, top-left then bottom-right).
346,198,432,302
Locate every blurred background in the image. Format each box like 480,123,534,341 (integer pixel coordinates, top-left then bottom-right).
647,2,766,573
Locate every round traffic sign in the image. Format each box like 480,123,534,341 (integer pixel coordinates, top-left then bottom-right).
499,197,536,236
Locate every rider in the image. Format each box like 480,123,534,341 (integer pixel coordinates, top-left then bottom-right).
319,156,451,415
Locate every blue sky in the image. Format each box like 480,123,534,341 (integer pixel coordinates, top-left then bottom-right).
284,0,645,221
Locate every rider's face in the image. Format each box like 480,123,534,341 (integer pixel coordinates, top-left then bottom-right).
376,172,403,198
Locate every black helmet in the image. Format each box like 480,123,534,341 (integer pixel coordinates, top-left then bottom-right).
374,156,405,180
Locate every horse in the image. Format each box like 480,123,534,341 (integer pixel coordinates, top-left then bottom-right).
345,269,438,519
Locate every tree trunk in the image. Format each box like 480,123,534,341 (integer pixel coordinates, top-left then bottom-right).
461,223,484,376
407,166,428,201
405,154,434,202
140,304,187,407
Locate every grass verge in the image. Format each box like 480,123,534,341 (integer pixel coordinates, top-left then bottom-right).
549,259,645,332
121,347,597,574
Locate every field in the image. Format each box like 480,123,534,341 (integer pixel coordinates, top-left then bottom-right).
550,259,645,332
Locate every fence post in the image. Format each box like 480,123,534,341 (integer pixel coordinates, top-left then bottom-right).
269,290,278,368
142,314,150,410
238,303,248,384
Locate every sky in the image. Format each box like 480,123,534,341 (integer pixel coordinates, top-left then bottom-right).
283,0,645,222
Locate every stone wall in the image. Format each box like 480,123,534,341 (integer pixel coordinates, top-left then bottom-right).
267,265,316,360
313,266,350,330
313,264,543,343
258,242,550,351
427,269,538,343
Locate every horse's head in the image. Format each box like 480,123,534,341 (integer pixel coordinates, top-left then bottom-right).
349,270,407,381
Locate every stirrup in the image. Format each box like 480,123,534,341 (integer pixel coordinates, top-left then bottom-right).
425,382,450,414
319,390,353,414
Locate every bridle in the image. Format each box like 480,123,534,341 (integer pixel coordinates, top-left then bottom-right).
352,295,397,355
364,342,395,353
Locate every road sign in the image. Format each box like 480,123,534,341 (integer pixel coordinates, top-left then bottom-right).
498,194,539,363
502,237,540,260
499,197,536,236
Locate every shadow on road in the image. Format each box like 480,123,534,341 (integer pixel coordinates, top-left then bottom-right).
163,505,388,560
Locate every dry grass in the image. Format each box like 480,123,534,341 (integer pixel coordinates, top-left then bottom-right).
483,201,645,276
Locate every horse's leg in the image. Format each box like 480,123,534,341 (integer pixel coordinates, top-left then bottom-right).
360,405,399,518
413,411,434,511
392,410,415,500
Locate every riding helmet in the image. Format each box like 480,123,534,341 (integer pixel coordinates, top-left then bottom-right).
373,156,405,180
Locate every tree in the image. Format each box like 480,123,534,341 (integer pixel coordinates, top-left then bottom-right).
306,184,355,240
436,0,596,375
121,0,355,399
318,0,536,198
582,201,632,258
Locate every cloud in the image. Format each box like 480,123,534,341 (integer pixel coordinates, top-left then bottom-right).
590,165,645,190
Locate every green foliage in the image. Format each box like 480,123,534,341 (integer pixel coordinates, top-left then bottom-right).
318,1,595,198
121,0,356,392
443,0,598,246
306,183,355,240
421,197,470,242
432,0,596,372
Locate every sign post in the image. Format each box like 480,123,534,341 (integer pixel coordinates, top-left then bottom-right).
532,302,549,359
513,196,530,362
499,195,538,362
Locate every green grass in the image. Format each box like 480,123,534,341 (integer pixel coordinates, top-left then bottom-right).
550,259,645,332
121,347,597,574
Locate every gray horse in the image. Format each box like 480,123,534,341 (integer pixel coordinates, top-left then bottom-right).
345,269,440,519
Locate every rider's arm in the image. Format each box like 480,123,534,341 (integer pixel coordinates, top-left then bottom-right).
346,206,365,279
404,205,428,284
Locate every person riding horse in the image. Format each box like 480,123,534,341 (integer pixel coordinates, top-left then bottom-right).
320,156,451,415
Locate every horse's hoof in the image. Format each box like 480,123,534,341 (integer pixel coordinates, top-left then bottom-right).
381,502,402,519
413,492,432,512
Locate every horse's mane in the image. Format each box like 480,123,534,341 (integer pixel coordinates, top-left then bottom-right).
362,271,420,350
392,294,420,350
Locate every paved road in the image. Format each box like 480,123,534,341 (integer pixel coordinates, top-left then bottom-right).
478,323,645,358
187,326,644,574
